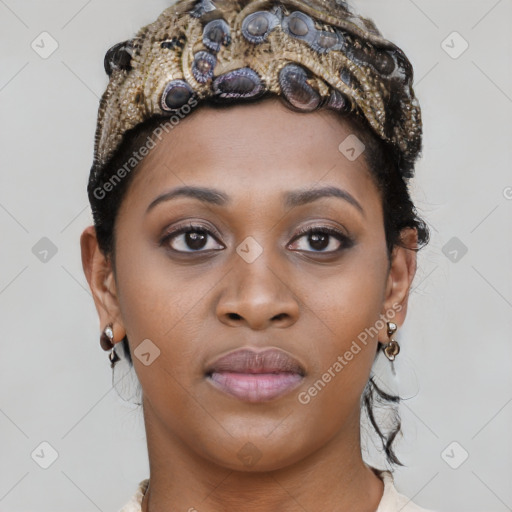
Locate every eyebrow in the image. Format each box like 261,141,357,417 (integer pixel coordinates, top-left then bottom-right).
146,185,365,216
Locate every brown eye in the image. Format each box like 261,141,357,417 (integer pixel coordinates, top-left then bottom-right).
289,226,353,253
160,223,224,253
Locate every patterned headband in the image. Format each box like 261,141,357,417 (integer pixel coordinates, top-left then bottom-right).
88,0,422,195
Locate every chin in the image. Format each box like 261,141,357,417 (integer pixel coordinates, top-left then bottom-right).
192,428,316,473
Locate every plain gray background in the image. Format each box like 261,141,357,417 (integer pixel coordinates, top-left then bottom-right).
1,0,511,510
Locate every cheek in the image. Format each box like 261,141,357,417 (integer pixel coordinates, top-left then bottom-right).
303,245,387,341
297,244,388,396
113,249,211,432
113,236,218,378
292,274,386,445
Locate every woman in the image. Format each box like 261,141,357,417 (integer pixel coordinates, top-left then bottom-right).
80,0,434,510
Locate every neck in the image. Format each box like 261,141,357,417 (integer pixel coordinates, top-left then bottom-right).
140,402,384,512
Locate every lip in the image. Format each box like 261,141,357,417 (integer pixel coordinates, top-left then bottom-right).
205,348,306,403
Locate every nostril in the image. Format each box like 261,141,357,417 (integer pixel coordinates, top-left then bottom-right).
227,313,242,320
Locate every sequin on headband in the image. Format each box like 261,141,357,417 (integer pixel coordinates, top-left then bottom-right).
90,0,422,192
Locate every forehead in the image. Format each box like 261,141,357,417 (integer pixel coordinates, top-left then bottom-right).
123,98,380,213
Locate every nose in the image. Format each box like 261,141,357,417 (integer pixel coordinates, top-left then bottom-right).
216,258,300,330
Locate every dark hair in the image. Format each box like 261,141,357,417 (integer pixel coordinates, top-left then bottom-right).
87,96,430,469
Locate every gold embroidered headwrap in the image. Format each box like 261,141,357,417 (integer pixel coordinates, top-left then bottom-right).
89,0,422,193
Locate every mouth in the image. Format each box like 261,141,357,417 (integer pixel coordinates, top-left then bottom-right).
205,347,306,403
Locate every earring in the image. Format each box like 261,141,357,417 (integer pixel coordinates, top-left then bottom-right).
383,321,400,361
100,323,120,368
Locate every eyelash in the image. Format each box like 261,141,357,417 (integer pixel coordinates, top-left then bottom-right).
159,222,354,254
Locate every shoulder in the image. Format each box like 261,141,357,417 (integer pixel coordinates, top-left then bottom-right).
375,469,438,512
117,478,148,512
394,492,437,512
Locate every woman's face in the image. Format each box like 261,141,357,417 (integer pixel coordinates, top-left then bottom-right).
83,97,416,471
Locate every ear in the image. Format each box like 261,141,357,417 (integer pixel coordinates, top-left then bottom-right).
80,225,126,350
379,227,418,337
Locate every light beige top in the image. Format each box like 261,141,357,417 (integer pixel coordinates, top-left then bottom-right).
118,468,436,512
